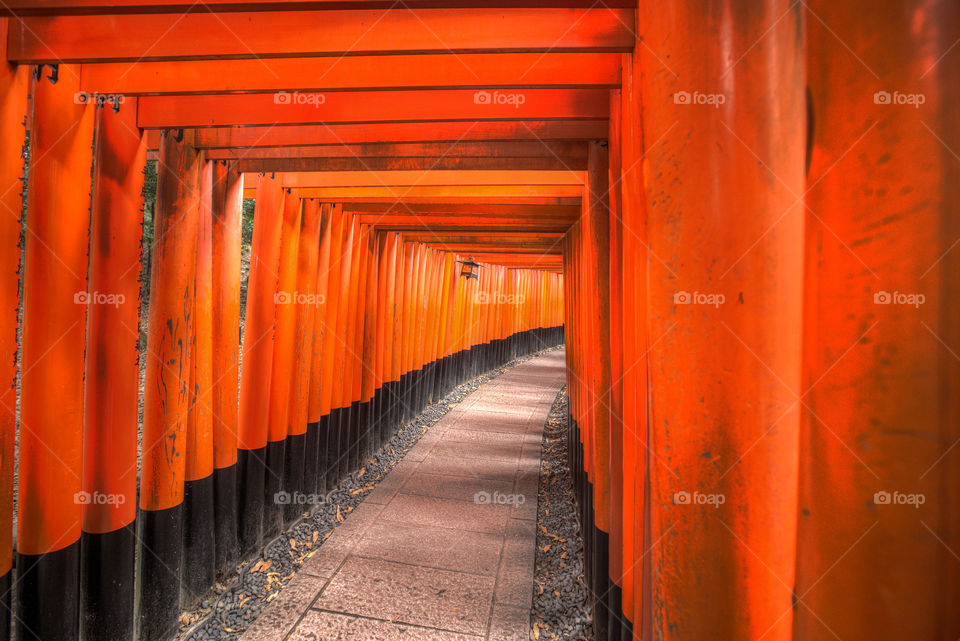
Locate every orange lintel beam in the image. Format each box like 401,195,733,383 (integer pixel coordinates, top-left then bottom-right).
254,170,584,188
144,122,607,149
80,52,620,95
242,186,584,199
401,232,564,241
283,196,580,206
344,203,581,217
8,8,635,62
369,225,572,234
136,89,610,129
201,141,588,160
281,185,582,198
357,214,576,224
425,245,561,254
232,156,586,172
3,0,635,17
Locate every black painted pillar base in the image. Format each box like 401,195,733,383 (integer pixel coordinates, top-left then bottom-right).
16,541,80,641
236,446,266,557
317,414,332,496
181,475,215,608
282,432,307,525
136,506,182,641
262,439,285,540
0,569,10,641
213,464,239,576
304,421,321,500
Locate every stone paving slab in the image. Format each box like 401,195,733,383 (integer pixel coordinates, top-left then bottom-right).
241,350,566,641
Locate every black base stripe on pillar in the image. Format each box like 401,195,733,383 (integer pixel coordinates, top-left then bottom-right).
236,446,266,556
303,421,320,494
607,581,623,641
303,421,320,499
213,464,239,576
80,523,135,641
592,527,610,641
355,400,369,466
181,474,215,606
282,432,307,525
397,374,406,426
317,414,331,495
1,569,10,641
341,401,354,475
350,399,363,472
262,440,286,540
387,380,401,438
325,408,342,492
135,504,182,641
344,401,357,473
15,540,80,641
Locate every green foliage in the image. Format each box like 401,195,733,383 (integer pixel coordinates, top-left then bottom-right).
140,161,157,352
242,198,255,250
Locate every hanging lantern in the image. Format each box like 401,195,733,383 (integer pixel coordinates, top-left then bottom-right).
457,257,481,280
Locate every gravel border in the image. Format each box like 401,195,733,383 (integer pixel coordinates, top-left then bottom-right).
179,346,562,641
531,387,594,641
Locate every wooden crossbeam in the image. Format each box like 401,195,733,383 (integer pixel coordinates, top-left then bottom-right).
136,89,610,128
79,52,620,95
249,170,584,188
4,0,635,17
143,122,607,149
8,8,634,62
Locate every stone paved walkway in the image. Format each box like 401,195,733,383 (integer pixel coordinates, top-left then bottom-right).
242,349,567,641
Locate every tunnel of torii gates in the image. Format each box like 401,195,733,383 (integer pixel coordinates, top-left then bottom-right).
0,2,958,641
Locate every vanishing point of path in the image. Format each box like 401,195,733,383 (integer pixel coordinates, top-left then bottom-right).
241,349,568,641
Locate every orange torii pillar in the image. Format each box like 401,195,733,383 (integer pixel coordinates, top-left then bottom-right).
796,2,960,639
332,214,358,481
182,158,216,605
318,206,345,492
211,161,243,574
284,198,321,524
582,139,614,640
618,51,648,640
382,233,402,441
359,227,380,463
606,87,628,641
80,102,145,641
237,174,284,555
306,203,333,495
634,2,804,640
16,63,93,641
342,223,366,473
136,130,200,641
0,22,27,637
264,190,302,538
371,232,391,451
